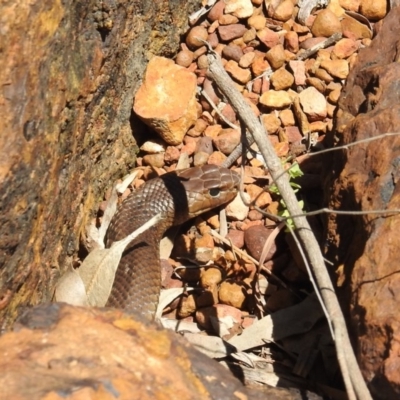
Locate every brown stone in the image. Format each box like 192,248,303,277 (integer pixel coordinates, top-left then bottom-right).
227,229,245,248
244,225,279,261
289,60,306,85
222,44,244,62
186,26,209,49
324,8,400,398
257,27,280,48
284,31,299,53
208,0,226,21
218,24,247,41
212,128,241,155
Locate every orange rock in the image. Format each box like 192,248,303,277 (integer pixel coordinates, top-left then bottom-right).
260,90,293,108
265,44,286,69
320,59,349,79
219,281,248,308
0,304,286,400
256,27,280,48
274,141,289,157
270,67,294,90
279,109,295,126
251,56,271,76
311,9,342,37
284,31,299,53
225,60,252,84
338,0,361,11
196,304,242,330
204,124,222,139
248,14,267,30
359,0,387,20
200,267,223,288
178,293,197,318
270,0,295,22
333,38,359,58
219,14,239,25
207,151,227,165
134,57,197,145
261,113,281,134
239,51,256,68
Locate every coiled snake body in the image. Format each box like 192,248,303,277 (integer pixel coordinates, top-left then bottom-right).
106,164,240,320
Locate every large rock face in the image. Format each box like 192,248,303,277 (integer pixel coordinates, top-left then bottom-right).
0,303,299,400
324,8,400,398
0,0,201,327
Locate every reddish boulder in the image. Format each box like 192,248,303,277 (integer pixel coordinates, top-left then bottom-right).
324,8,400,399
0,303,302,400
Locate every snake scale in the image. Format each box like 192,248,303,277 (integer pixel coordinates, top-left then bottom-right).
105,164,240,320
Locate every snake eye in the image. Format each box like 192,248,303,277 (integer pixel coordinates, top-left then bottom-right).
209,188,221,197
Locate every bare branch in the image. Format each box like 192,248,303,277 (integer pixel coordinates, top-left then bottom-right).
206,48,372,400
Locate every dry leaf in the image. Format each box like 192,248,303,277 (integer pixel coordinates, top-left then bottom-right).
57,213,162,307
228,294,323,351
55,265,88,306
183,332,237,359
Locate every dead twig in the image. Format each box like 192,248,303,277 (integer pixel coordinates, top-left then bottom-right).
206,48,372,400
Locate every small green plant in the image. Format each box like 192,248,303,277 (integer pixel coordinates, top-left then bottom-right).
269,162,305,230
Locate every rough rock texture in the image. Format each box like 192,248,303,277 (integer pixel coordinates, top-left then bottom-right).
0,0,201,328
133,56,198,145
0,303,301,400
324,8,400,399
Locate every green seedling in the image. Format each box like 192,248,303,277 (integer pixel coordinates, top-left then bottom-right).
269,162,305,230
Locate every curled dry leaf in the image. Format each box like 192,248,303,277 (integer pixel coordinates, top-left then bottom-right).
56,213,163,308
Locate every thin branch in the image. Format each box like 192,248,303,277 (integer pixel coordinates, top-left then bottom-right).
306,132,400,157
206,48,372,400
296,32,342,61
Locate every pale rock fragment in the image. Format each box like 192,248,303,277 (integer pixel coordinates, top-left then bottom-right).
260,90,293,108
224,0,254,19
298,86,327,121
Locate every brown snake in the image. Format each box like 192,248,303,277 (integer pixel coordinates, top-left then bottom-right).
105,164,240,320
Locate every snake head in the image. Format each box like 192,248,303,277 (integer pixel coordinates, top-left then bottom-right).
176,164,240,219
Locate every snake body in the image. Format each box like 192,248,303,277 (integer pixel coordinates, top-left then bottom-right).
106,164,240,320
